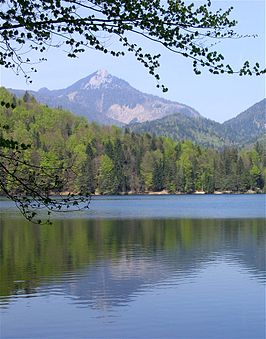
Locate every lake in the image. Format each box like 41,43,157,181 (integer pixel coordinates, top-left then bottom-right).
0,195,265,338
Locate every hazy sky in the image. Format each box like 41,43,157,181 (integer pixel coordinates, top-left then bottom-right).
0,0,265,122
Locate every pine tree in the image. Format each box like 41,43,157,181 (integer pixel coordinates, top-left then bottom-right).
152,159,164,191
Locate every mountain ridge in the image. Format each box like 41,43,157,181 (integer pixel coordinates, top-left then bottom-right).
129,98,265,148
9,70,265,148
10,69,200,126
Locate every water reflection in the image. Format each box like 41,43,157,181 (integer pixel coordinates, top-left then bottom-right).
0,217,265,338
0,218,265,305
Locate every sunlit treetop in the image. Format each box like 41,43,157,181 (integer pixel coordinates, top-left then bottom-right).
0,0,265,90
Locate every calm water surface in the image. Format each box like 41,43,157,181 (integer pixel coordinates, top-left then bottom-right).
0,195,265,338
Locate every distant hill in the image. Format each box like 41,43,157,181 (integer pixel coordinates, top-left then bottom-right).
222,99,265,146
10,69,200,125
129,99,265,148
128,114,226,148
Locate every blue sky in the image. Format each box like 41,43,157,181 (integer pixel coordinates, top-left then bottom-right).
0,0,265,122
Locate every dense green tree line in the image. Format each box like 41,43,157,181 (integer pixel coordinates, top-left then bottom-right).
0,88,265,196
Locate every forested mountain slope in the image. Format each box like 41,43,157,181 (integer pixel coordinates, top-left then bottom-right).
129,114,226,148
129,99,265,148
1,88,265,194
222,99,265,145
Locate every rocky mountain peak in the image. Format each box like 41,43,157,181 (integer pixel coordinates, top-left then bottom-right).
83,69,111,89
10,70,201,125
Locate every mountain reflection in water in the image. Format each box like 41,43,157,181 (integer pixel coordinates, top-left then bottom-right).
0,211,265,339
1,218,265,306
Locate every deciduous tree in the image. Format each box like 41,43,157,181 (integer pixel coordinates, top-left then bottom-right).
1,0,265,90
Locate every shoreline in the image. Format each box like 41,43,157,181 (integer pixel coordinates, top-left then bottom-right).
1,190,263,201
58,189,262,196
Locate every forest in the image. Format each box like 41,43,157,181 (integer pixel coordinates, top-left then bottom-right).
0,87,265,196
